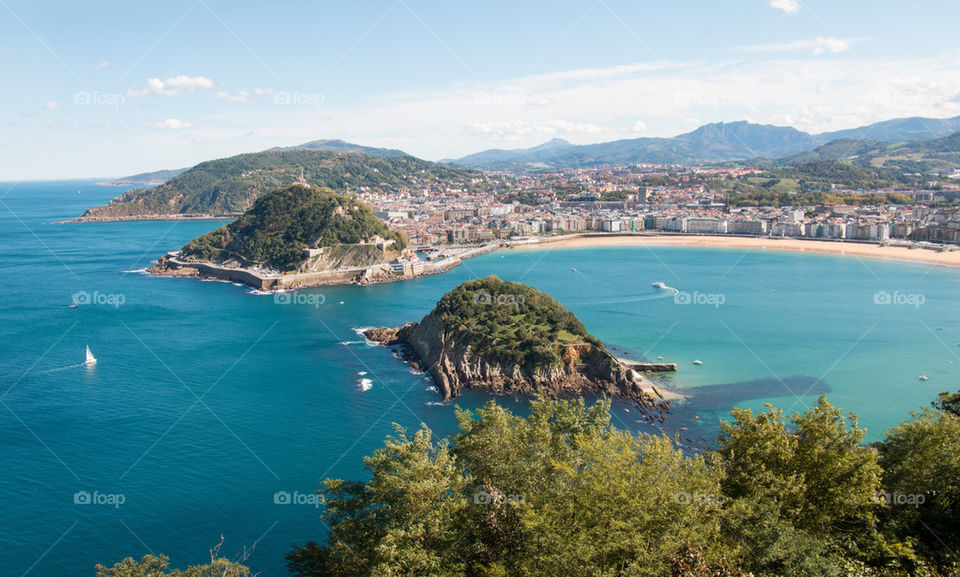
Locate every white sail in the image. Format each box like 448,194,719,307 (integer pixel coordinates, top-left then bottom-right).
84,345,97,365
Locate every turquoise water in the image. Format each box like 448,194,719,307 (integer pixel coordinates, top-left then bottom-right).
2,181,959,576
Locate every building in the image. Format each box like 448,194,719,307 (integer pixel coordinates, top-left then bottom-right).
727,219,767,235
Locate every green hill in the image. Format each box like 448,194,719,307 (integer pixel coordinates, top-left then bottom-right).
179,184,405,272
78,150,484,220
432,276,602,369
778,131,960,175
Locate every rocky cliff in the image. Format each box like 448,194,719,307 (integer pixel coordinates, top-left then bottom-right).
364,278,668,417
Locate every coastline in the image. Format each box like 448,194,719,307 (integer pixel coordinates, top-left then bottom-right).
63,213,241,224
150,242,502,290
510,233,960,269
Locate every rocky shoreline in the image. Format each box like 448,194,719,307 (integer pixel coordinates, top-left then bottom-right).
146,246,497,291
363,313,671,422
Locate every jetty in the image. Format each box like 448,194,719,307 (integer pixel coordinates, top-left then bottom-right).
616,357,678,373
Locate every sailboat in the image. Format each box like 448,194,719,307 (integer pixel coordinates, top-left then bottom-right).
84,345,97,365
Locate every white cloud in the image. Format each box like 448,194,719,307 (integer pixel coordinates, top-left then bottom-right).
97,61,110,69
632,120,648,133
43,101,61,110
738,37,853,55
770,0,801,13
128,75,214,97
147,118,192,129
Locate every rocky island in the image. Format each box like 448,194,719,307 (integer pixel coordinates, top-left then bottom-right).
151,183,481,289
365,276,672,418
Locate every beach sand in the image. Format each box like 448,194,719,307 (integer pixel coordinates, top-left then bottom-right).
512,235,960,269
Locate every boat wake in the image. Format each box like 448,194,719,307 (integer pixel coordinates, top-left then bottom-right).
359,378,373,391
122,268,149,275
35,362,86,374
582,285,681,306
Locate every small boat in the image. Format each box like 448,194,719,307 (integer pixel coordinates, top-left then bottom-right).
84,345,97,365
571,267,577,272
652,281,667,289
919,375,929,381
693,360,703,366
68,303,78,309
657,355,663,360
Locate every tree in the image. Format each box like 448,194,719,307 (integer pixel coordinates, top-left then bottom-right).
294,424,469,577
716,396,887,572
878,394,960,569
95,554,249,577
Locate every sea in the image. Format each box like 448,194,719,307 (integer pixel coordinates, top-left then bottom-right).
2,180,959,576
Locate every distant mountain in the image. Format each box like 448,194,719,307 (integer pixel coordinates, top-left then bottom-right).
97,167,188,186
819,116,960,143
448,115,960,171
268,139,410,158
780,130,960,174
76,149,481,221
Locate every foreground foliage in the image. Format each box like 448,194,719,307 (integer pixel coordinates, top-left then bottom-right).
97,391,960,576
283,392,960,576
95,554,249,577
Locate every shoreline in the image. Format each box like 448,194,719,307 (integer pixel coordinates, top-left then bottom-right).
62,213,240,224
509,233,960,269
150,243,502,290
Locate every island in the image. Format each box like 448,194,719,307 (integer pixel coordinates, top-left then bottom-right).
364,276,674,419
150,184,496,289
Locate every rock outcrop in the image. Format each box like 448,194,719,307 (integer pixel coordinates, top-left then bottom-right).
364,311,668,418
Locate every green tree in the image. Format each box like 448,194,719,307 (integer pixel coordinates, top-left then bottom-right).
717,396,887,573
298,424,469,577
95,554,249,577
878,394,960,570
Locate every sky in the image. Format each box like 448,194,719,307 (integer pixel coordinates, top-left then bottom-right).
2,0,960,180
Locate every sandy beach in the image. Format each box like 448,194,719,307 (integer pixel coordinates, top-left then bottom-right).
513,234,960,270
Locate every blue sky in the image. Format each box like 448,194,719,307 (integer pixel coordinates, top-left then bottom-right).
2,0,960,179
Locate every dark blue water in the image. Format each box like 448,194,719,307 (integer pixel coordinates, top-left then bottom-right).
2,181,959,576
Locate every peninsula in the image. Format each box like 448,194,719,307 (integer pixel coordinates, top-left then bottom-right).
150,184,494,289
364,276,673,417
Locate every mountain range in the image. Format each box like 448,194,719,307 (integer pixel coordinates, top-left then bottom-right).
447,116,960,171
